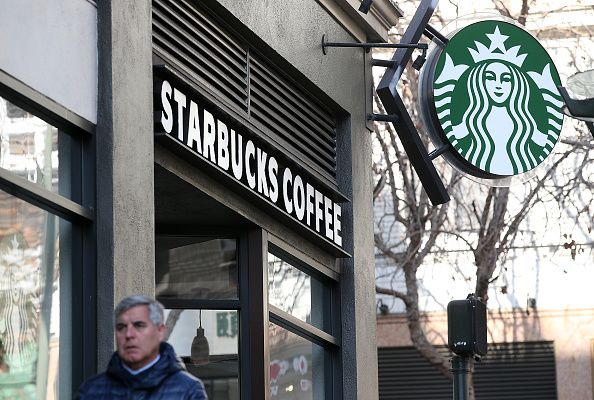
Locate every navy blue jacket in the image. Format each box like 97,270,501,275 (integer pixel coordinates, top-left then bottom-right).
76,342,207,400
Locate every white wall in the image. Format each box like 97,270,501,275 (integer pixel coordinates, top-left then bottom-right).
0,0,97,123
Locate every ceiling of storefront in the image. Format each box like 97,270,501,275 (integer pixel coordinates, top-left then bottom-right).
154,164,251,229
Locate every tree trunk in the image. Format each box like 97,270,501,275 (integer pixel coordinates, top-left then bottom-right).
164,309,183,340
404,259,453,379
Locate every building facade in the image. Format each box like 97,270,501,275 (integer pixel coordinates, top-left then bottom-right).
0,0,401,398
377,309,594,399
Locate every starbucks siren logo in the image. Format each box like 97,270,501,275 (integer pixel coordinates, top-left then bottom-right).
432,21,564,177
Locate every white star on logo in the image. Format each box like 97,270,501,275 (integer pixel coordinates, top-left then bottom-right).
486,26,509,53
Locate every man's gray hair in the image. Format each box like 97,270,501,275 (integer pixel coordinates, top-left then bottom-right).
114,295,165,326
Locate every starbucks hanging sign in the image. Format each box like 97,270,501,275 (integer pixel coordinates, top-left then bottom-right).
419,20,564,179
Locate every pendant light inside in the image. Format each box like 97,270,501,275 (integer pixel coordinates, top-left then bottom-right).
191,309,210,365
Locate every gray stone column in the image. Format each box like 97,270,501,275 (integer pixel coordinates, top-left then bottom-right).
96,0,154,369
337,55,379,400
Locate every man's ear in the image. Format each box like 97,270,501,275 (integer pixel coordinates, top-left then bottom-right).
158,323,166,342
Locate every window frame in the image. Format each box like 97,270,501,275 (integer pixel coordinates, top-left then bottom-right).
156,230,249,399
266,235,342,400
0,69,96,397
0,70,94,223
153,228,344,400
155,233,242,308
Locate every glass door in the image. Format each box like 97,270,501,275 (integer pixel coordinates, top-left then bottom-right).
156,235,241,400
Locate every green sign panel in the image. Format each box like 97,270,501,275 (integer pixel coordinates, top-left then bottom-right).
216,311,238,338
429,20,563,177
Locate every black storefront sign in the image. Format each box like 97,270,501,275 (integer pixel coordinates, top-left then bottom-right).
154,66,348,254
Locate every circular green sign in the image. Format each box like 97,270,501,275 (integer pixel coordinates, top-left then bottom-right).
427,20,564,178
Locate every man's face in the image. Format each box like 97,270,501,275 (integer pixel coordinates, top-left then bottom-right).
115,305,164,370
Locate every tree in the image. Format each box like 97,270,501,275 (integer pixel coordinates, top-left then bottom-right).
373,0,594,396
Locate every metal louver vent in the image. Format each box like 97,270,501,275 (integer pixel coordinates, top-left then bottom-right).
378,341,557,400
250,55,337,180
152,0,339,184
152,0,248,112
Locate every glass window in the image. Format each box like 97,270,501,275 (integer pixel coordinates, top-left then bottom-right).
0,188,71,399
0,96,73,199
267,247,337,400
156,237,238,300
165,309,239,400
268,253,327,332
269,323,326,400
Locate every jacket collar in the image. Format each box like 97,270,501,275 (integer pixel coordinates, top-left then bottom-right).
107,342,183,389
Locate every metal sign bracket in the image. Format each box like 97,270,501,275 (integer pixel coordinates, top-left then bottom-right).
322,0,450,205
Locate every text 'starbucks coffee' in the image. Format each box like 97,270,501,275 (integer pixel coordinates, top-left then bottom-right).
419,20,564,179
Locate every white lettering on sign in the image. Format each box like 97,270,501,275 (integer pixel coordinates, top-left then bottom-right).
160,79,343,247
173,88,186,142
231,132,243,180
161,81,174,133
187,101,201,152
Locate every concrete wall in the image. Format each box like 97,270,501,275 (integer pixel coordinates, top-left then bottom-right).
96,0,155,368
0,0,97,123
377,309,594,400
215,0,367,117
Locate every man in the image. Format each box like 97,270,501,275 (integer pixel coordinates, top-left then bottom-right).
76,295,207,399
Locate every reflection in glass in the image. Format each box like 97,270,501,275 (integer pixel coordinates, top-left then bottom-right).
164,309,239,400
269,323,325,400
0,96,70,198
0,189,66,399
156,237,238,300
268,254,326,332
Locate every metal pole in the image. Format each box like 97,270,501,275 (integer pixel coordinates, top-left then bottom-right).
323,41,428,50
321,34,428,55
451,355,470,400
